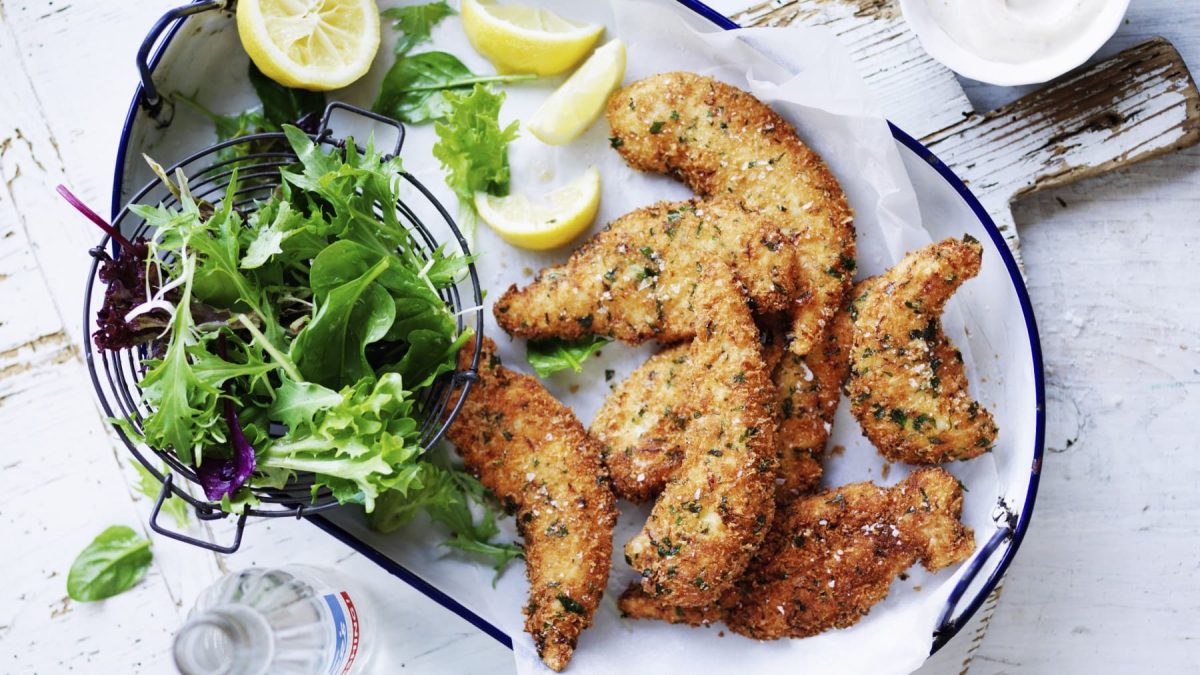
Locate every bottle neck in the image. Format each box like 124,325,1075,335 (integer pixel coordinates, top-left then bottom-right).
173,604,274,675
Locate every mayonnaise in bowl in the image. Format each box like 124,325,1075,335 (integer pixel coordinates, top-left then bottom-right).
899,0,1131,85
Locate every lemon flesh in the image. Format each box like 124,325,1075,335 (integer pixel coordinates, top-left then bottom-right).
237,0,380,91
527,39,626,145
475,167,601,250
461,0,604,76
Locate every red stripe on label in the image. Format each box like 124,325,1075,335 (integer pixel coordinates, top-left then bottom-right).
340,592,361,675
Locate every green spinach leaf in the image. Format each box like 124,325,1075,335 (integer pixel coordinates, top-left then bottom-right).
526,335,610,378
248,62,326,127
290,255,395,389
67,526,153,602
374,51,534,124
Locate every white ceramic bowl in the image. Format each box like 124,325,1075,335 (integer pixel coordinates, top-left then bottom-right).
898,0,1131,86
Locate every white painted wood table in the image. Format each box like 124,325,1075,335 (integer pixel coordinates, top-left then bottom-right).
2,1,1198,673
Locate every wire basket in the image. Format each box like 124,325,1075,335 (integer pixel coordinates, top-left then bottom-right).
83,102,483,553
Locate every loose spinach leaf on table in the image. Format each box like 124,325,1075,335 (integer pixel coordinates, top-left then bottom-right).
382,0,456,55
67,526,154,602
374,51,534,124
526,335,611,378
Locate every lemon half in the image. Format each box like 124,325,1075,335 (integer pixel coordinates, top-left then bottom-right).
237,0,380,91
527,39,626,145
461,0,604,76
475,168,601,250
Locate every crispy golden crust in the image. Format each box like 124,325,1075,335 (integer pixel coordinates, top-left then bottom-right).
619,468,975,639
591,342,692,503
847,237,999,464
772,307,853,500
446,337,617,672
493,199,803,345
625,266,777,607
618,583,721,626
606,72,855,356
592,311,851,505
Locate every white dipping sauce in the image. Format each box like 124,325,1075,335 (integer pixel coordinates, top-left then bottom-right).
925,0,1113,64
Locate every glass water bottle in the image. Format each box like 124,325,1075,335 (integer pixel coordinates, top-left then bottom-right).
173,565,373,675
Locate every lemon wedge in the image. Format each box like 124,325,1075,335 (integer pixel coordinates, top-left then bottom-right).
461,0,604,76
527,39,626,145
475,168,601,250
237,0,380,91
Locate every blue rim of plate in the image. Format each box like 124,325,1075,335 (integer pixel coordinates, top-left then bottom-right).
110,0,1044,658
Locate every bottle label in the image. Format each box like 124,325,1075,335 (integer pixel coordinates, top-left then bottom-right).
322,591,361,675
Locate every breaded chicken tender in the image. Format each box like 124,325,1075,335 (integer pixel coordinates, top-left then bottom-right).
606,72,855,356
590,341,692,503
591,310,852,505
625,265,777,607
494,199,803,345
772,307,853,500
446,337,617,672
847,237,999,464
618,468,975,639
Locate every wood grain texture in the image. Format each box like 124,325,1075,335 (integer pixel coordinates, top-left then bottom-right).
923,38,1200,250
977,149,1200,672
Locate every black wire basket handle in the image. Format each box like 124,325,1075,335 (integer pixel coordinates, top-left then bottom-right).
136,0,230,125
150,474,249,553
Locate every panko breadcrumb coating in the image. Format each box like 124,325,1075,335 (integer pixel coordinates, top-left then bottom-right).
619,467,975,639
494,199,804,346
769,308,853,500
847,237,998,464
592,309,852,505
624,265,776,607
606,72,855,356
590,341,692,503
446,337,617,672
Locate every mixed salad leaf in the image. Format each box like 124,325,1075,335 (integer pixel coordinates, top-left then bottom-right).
382,0,456,56
86,129,515,562
526,336,611,378
433,84,521,236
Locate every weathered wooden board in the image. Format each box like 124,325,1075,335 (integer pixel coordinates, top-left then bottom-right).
923,38,1200,252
